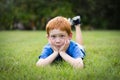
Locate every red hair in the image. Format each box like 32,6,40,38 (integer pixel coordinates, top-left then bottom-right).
46,16,72,35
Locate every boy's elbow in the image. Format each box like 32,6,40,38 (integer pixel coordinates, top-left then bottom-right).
78,63,84,69
36,59,49,67
36,62,46,67
73,58,84,69
36,60,44,67
36,61,41,67
73,63,84,69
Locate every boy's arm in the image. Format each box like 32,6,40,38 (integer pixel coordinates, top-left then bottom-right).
59,52,84,69
36,51,58,67
59,39,84,69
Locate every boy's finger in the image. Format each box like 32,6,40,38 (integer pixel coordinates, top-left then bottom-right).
66,39,69,44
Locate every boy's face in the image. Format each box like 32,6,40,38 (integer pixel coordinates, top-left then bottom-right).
47,29,72,49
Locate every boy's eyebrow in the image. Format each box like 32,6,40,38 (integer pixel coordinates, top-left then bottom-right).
50,33,66,35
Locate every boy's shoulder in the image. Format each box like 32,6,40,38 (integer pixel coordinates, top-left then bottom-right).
68,40,77,50
43,43,52,49
69,40,84,51
42,43,53,54
69,40,77,46
69,40,84,50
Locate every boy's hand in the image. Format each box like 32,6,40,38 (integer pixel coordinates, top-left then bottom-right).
59,39,70,53
49,41,58,53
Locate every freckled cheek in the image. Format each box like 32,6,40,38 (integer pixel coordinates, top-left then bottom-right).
48,38,54,43
50,39,55,43
61,39,65,44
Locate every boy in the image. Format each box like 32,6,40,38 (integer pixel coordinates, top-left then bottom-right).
36,16,85,68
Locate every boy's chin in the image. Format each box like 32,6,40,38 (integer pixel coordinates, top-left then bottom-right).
56,46,61,49
56,47,60,50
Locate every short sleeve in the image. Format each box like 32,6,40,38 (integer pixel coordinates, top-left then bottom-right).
67,41,85,59
39,44,53,59
72,46,85,59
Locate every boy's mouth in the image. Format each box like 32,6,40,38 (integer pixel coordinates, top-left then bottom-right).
56,45,62,48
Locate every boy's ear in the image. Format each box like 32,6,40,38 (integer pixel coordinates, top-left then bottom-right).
46,34,49,39
69,33,72,40
46,34,51,43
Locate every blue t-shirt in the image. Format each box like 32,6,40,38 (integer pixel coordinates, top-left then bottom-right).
39,40,85,60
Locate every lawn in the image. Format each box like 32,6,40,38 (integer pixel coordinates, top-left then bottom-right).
0,30,120,80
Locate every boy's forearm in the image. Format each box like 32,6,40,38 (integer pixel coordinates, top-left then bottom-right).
59,52,84,68
36,52,58,66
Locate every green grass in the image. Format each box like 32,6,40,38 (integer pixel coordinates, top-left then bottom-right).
0,30,120,80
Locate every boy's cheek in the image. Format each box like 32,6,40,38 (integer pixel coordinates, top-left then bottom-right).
48,39,54,44
48,38,52,44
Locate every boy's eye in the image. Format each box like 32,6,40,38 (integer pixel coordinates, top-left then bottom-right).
60,35,65,38
51,35,56,38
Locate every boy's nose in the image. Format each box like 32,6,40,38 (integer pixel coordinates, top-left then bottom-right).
55,37,61,42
